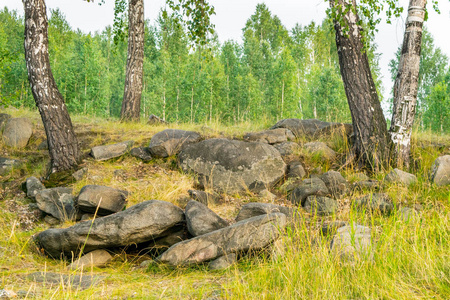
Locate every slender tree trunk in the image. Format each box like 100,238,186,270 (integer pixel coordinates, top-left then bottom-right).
120,0,144,122
330,0,391,171
23,0,80,174
389,0,426,168
281,80,285,119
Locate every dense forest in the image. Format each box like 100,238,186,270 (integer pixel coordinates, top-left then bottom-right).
0,4,448,131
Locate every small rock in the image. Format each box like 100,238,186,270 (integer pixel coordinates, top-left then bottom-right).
399,207,419,222
1,117,32,148
208,253,237,270
35,187,77,222
147,114,168,125
130,147,152,162
290,177,329,206
303,196,337,216
68,249,113,270
188,189,221,206
430,155,450,186
80,213,95,221
243,128,295,144
149,129,201,158
385,168,417,185
273,142,301,159
25,176,45,199
354,193,393,215
76,185,128,216
235,202,296,222
320,221,348,236
258,189,277,201
72,167,88,181
185,200,228,237
288,161,306,179
352,180,381,190
320,170,348,198
27,272,104,290
90,140,134,161
330,225,372,261
0,157,22,176
44,215,60,226
304,142,337,161
351,172,370,182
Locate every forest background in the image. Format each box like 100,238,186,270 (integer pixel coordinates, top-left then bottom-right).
0,3,448,132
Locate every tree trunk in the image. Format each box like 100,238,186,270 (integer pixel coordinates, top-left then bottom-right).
120,0,144,122
330,0,392,171
23,0,80,174
389,0,426,168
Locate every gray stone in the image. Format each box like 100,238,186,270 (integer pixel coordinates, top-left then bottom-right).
320,221,348,236
288,161,306,179
243,128,295,144
258,189,277,201
235,202,295,222
304,142,337,161
430,155,450,186
271,119,334,138
35,187,77,222
179,138,286,193
354,193,393,215
44,215,60,226
80,213,95,221
35,200,185,258
330,225,372,261
290,177,329,206
320,170,348,198
352,172,370,182
1,118,32,148
208,253,237,270
147,114,168,125
0,157,22,176
149,129,201,158
76,185,128,216
185,200,228,237
72,167,88,181
90,140,134,161
25,176,45,199
68,249,113,270
273,141,301,158
315,122,353,137
0,113,11,133
188,189,221,206
157,213,286,267
27,272,104,290
385,168,417,185
352,180,381,190
303,196,338,216
130,147,152,162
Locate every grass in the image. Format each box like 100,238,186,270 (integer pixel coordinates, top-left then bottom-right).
1,107,449,299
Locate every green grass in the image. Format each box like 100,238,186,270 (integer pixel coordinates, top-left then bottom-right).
1,107,449,299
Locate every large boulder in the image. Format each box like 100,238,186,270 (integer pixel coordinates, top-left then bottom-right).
35,187,77,222
385,168,417,186
91,140,134,161
76,185,128,216
1,118,32,148
35,200,185,258
185,200,228,237
271,119,352,139
235,202,295,222
149,129,201,158
157,213,287,267
290,177,329,206
25,176,45,199
320,170,348,198
0,157,21,176
430,155,450,186
178,138,286,193
243,128,295,144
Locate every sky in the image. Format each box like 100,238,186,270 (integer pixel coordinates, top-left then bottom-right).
3,0,450,106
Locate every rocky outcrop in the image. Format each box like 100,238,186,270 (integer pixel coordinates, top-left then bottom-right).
68,249,113,270
185,200,228,237
430,155,450,186
178,138,286,193
35,187,77,222
243,128,295,144
90,140,134,161
76,185,128,216
149,129,201,158
1,117,32,148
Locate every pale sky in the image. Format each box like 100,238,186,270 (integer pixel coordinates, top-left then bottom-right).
3,0,450,105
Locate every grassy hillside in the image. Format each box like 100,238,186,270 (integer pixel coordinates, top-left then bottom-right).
1,107,449,299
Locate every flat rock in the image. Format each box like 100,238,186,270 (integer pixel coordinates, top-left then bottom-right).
385,168,417,185
304,142,337,161
68,249,113,270
35,187,77,222
179,138,286,193
430,155,450,186
149,129,201,158
130,147,152,162
208,253,237,270
188,189,221,206
1,117,32,148
158,213,287,267
76,185,128,216
185,200,228,237
243,128,295,144
330,225,372,261
90,140,134,161
290,177,329,206
25,176,45,199
235,202,295,222
35,200,185,258
303,196,337,215
0,157,22,176
27,272,104,290
354,193,393,215
288,161,306,179
320,170,348,198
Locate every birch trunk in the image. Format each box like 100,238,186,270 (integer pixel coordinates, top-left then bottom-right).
120,0,144,122
23,0,80,174
330,0,391,171
389,0,426,168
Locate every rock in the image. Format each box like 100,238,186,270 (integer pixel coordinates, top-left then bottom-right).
35,187,77,222
76,185,128,216
72,167,88,181
130,147,152,162
290,177,329,206
185,200,228,237
399,207,419,222
385,168,417,185
430,155,450,186
320,170,348,198
354,193,393,215
35,200,185,258
147,114,168,125
1,117,32,148
288,161,306,179
44,215,60,226
320,221,348,236
37,139,48,150
303,196,338,216
80,213,95,221
25,176,45,199
304,142,337,161
188,189,221,206
208,253,237,270
315,122,353,137
27,272,104,290
157,213,287,267
0,113,11,132
68,249,113,270
243,128,295,144
258,189,277,201
90,140,134,161
149,129,201,158
151,229,189,250
235,202,295,222
352,180,381,190
0,157,22,176
351,172,370,182
271,119,334,138
273,142,301,158
330,225,372,261
179,138,286,193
